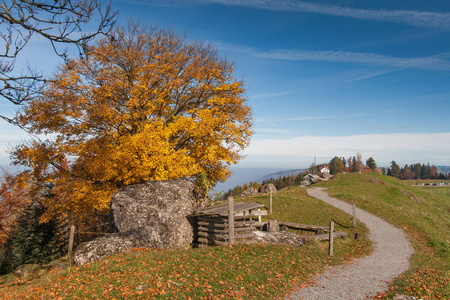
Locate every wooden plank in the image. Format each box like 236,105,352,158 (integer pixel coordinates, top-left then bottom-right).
197,202,265,217
269,192,273,214
329,221,335,256
198,232,256,240
228,197,235,245
198,231,228,240
251,210,268,216
303,231,347,242
233,215,256,222
198,239,258,247
197,216,227,223
253,221,266,228
198,226,253,234
197,221,227,228
269,219,278,232
198,226,228,233
234,232,257,239
68,225,75,259
278,221,331,231
198,237,229,246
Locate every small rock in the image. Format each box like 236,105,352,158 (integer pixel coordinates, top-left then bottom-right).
393,295,419,300
259,183,277,194
254,231,303,247
13,264,41,279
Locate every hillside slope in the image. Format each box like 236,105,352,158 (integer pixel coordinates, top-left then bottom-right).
0,186,371,299
318,173,449,299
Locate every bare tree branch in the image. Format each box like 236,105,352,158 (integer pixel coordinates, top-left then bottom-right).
0,0,118,109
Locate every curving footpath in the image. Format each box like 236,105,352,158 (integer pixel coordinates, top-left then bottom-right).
287,187,414,300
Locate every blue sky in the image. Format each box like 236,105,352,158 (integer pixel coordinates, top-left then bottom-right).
1,0,450,180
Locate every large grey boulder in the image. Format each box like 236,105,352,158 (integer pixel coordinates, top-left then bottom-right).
239,187,258,197
73,235,135,266
110,178,195,249
259,183,277,194
74,178,195,265
303,174,323,185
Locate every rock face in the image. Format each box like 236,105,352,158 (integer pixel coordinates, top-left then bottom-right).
74,178,195,265
259,183,277,194
239,187,258,197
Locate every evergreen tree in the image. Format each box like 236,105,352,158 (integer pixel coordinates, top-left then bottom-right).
366,157,377,172
388,161,401,179
413,163,422,179
0,201,66,274
329,156,345,175
341,157,347,167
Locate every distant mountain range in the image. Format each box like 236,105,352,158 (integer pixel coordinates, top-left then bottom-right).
437,166,450,174
257,169,306,183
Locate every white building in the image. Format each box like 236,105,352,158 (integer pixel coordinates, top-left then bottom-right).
321,166,330,174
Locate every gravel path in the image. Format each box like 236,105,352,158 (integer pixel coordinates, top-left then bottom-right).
287,187,414,300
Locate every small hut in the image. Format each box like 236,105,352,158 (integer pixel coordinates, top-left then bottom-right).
194,201,266,247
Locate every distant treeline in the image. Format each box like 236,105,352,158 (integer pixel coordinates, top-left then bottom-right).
223,154,450,198
388,162,449,180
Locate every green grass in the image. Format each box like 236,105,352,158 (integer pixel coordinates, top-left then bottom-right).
0,187,371,299
317,173,450,299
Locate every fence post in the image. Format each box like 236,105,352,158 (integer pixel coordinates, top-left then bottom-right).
68,225,75,258
269,192,273,214
269,219,278,232
352,203,357,227
228,196,235,245
329,221,334,256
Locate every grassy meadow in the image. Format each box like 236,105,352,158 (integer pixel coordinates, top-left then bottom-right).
317,173,450,299
0,187,371,299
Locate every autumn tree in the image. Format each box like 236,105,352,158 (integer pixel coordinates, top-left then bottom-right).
0,172,30,244
0,0,117,114
401,165,414,180
12,23,252,221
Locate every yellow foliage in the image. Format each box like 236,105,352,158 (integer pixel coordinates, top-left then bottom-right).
12,23,252,222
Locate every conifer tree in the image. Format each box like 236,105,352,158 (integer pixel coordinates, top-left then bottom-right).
0,201,66,274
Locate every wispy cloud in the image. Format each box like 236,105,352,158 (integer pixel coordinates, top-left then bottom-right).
287,116,334,121
203,0,450,29
251,91,296,99
254,128,292,134
218,43,450,71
